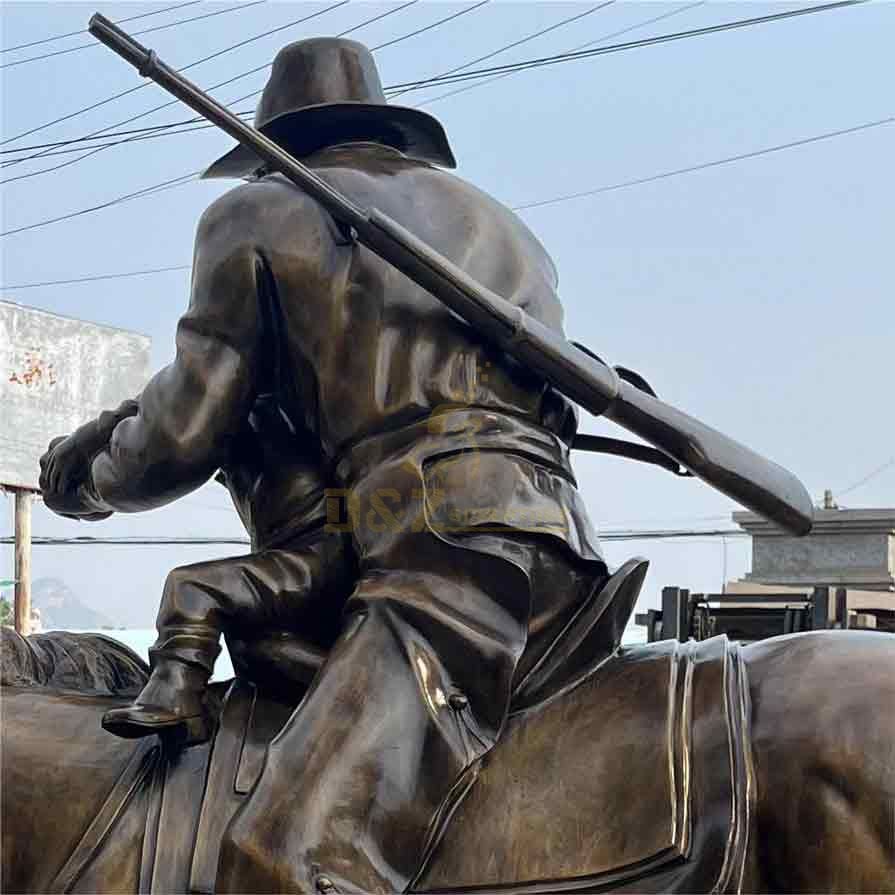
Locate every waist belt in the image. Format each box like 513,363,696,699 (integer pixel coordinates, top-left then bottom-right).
334,407,574,487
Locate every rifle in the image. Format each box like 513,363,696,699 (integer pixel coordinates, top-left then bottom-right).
87,14,814,536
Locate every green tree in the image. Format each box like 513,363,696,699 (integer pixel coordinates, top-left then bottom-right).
0,596,12,626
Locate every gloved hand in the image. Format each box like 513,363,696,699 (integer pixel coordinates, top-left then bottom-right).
39,436,112,521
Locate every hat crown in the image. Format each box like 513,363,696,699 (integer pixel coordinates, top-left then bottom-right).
255,38,386,128
202,37,457,179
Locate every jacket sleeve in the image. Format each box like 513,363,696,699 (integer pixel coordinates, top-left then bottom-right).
81,192,262,513
71,397,142,458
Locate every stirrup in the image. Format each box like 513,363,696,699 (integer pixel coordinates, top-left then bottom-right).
102,704,210,745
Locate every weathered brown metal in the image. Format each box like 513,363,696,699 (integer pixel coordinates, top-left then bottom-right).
2,626,895,892
86,14,814,538
24,21,888,895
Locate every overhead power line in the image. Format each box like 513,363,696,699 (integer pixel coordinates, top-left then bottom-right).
1,0,493,183
371,0,490,52
4,0,481,182
384,0,868,94
1,1,201,54
0,119,213,155
152,0,492,129
1,0,860,164
0,0,269,147
1,0,598,168
0,0,484,170
1,171,202,237
2,113,889,242
419,1,705,108
388,0,616,103
0,127,207,166
1,0,351,179
0,1,491,167
512,115,895,211
0,1,698,162
0,528,748,547
1,1,274,70
231,0,606,109
0,0,484,167
3,265,192,290
0,1,485,159
834,456,895,500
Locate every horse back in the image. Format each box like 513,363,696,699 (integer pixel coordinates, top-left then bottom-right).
417,635,753,893
1,687,149,893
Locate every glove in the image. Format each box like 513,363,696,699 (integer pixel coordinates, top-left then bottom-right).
39,436,112,521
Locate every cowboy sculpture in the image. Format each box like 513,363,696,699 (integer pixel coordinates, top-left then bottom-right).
40,38,609,893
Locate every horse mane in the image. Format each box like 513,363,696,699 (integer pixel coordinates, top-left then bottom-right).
0,627,149,696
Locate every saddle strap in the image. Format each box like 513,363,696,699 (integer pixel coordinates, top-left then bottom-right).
714,641,757,895
415,635,758,893
48,741,159,894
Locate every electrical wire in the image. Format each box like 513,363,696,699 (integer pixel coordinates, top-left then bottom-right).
2,0,491,164
1,115,257,169
3,0,441,173
510,115,894,211
1,171,202,237
418,1,705,108
1,0,492,182
0,528,749,547
2,0,860,160
1,2,201,54
0,1,698,164
371,0,490,52
0,0,455,169
1,1,350,179
1,1,271,69
834,456,895,500
0,0,324,148
190,0,491,118
382,0,868,94
232,0,608,109
0,120,211,155
0,125,210,166
3,265,192,290
3,113,890,241
388,0,615,102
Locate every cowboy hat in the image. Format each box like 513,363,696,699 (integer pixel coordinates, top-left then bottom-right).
202,37,456,179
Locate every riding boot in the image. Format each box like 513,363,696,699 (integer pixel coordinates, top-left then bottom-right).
102,630,220,745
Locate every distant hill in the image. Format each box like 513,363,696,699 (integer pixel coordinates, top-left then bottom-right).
32,578,114,630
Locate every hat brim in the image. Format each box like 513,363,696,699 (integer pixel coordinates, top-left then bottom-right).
202,102,456,179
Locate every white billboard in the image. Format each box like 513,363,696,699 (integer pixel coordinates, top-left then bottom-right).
0,301,151,491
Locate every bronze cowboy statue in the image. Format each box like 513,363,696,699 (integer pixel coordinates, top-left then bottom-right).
3,20,894,895
40,35,609,893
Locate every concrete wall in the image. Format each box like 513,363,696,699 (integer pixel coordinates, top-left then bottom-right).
0,301,150,491
733,508,895,591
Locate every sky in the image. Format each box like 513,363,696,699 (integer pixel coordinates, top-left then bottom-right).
1,0,893,628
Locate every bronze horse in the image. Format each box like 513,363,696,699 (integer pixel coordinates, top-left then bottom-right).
2,569,894,894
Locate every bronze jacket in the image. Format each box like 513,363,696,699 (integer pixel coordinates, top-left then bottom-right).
81,143,599,561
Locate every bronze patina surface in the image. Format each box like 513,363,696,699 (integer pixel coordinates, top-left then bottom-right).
3,626,895,893
10,24,891,895
37,34,608,893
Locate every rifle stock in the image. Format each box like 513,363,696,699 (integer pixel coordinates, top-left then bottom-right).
88,13,814,536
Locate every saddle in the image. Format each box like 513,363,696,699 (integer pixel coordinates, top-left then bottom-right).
44,560,755,894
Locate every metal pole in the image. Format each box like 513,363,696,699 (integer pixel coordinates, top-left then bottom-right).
811,585,831,631
14,489,32,636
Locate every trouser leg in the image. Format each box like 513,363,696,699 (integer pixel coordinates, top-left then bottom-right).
219,596,476,893
218,538,593,894
101,564,226,742
103,534,349,741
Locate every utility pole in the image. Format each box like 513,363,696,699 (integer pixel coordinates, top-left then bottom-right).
13,489,32,636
